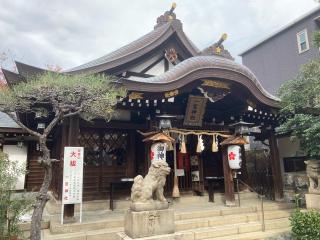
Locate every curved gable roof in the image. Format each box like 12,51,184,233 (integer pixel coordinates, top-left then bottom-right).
66,20,199,74
119,55,280,108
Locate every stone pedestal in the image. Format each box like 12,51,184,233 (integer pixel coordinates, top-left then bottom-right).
130,201,169,212
305,193,320,210
124,209,174,239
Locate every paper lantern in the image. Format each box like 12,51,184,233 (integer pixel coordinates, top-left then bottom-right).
227,145,242,169
150,142,167,162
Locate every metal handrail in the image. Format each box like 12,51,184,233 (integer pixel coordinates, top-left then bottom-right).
237,179,265,232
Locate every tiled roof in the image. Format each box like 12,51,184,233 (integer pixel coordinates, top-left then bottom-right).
0,112,20,129
66,20,199,74
123,55,280,102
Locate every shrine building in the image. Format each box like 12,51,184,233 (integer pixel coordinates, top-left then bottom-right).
1,3,283,209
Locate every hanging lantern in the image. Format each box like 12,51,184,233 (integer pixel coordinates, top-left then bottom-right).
196,135,205,153
227,145,242,169
150,142,167,162
212,134,219,152
180,134,187,153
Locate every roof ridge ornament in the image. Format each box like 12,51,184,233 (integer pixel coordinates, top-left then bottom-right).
154,2,182,29
200,33,234,60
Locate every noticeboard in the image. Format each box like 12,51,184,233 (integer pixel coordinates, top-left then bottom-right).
62,147,84,204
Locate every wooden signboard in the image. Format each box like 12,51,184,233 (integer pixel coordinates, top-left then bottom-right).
183,95,207,127
61,147,84,224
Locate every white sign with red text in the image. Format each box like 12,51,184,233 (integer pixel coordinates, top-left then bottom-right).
62,147,84,204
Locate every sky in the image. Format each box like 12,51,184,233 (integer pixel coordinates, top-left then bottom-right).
0,0,319,71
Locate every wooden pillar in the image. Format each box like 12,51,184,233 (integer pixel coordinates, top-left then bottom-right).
64,116,79,219
222,146,235,206
268,130,283,201
240,145,249,185
126,130,136,177
144,142,151,175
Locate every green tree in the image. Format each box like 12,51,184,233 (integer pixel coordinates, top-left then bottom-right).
0,72,126,240
278,60,320,156
0,151,33,239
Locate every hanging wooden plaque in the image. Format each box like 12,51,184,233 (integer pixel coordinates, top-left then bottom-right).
183,95,207,127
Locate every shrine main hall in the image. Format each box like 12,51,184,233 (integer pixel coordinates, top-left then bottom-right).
1,3,283,210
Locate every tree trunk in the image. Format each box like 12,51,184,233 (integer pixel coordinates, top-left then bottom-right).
30,142,52,240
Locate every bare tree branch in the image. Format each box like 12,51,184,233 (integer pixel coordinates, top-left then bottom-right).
43,110,63,138
64,109,83,118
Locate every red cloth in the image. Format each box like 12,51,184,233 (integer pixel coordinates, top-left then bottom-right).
177,152,190,171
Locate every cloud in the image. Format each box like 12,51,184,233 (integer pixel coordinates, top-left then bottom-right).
0,0,318,69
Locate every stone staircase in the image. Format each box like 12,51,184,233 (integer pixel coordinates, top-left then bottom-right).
42,194,293,240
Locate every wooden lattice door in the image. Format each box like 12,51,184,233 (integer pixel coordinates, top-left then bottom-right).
78,129,129,200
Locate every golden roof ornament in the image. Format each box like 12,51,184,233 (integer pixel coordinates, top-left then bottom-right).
222,33,228,41
200,33,234,60
215,46,222,54
128,92,144,100
155,2,182,29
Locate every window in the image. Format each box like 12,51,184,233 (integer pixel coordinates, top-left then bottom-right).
78,130,128,166
297,29,309,53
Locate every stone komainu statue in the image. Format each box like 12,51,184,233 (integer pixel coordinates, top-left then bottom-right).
131,160,170,204
305,160,320,194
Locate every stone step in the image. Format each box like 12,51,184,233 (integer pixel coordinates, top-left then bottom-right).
257,202,294,211
210,227,291,240
49,206,258,234
265,218,291,231
175,206,257,221
42,230,86,240
260,209,292,220
175,212,259,231
43,227,123,240
48,205,292,235
175,209,292,232
45,191,259,214
174,202,293,221
49,217,123,234
43,212,291,240
185,217,291,240
191,221,262,239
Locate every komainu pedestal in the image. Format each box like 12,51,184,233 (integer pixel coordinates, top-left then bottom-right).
124,209,174,238
122,160,175,239
305,193,320,210
305,160,320,209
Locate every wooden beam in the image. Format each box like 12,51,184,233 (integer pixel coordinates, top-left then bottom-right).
268,130,284,201
79,120,148,130
125,71,154,78
0,127,26,133
164,58,169,72
222,146,235,206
